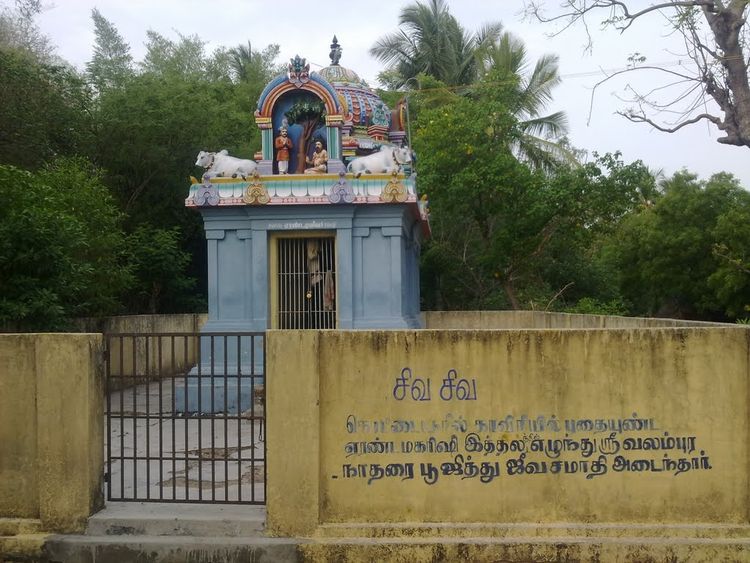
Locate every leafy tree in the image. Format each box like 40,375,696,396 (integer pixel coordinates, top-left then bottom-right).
370,0,502,88
375,4,574,173
415,66,654,310
525,1,750,148
140,30,216,79
0,159,131,330
0,48,94,169
0,0,53,62
91,26,264,226
123,226,202,314
88,24,277,312
710,203,750,318
537,153,655,310
86,8,133,92
604,170,750,320
415,76,563,309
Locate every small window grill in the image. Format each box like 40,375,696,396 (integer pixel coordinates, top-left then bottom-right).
277,237,336,329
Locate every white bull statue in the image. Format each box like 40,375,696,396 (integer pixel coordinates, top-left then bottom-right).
196,150,257,180
347,145,412,177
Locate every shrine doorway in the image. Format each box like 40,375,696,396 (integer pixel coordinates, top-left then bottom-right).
270,233,337,330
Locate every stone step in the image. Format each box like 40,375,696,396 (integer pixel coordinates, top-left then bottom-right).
85,502,265,537
300,535,750,562
35,531,750,563
317,521,750,539
43,534,300,563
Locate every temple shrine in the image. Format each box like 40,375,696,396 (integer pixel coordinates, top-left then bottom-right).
179,38,430,412
186,37,429,333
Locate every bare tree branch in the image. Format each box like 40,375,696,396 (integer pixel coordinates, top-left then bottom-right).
526,1,750,148
620,111,723,131
545,282,575,311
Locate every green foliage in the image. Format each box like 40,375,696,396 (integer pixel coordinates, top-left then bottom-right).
0,0,53,61
604,171,750,320
370,0,502,87
285,99,326,127
414,74,654,312
415,80,553,308
86,8,133,92
565,297,629,316
0,159,130,330
123,226,203,314
140,30,211,78
228,42,282,84
478,35,573,172
0,48,94,169
286,98,326,173
93,74,255,225
0,16,285,323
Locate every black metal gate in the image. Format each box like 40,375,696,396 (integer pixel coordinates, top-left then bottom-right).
104,332,265,504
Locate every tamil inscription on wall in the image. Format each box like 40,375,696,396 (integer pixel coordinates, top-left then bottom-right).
330,367,713,486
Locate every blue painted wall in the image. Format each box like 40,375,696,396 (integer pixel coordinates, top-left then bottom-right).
199,203,423,331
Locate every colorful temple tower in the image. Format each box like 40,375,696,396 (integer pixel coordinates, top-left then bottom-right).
186,38,429,336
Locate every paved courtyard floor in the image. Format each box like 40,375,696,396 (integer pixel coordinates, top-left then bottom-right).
106,379,265,504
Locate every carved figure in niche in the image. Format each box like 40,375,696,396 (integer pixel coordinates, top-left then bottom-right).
305,140,328,174
274,125,293,174
195,150,257,179
347,145,412,177
305,239,335,328
285,99,326,173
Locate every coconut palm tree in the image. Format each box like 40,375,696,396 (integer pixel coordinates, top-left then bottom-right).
370,0,502,88
228,41,254,82
228,41,281,85
480,31,576,173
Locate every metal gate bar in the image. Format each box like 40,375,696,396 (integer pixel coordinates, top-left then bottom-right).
277,236,336,329
104,332,265,504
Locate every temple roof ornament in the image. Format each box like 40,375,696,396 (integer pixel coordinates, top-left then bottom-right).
329,36,342,66
317,37,392,130
287,55,311,88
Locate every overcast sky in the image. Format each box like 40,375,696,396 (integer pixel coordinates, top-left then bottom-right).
30,0,750,186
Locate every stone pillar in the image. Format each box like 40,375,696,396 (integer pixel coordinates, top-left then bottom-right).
255,116,274,175
336,227,354,328
326,115,345,174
